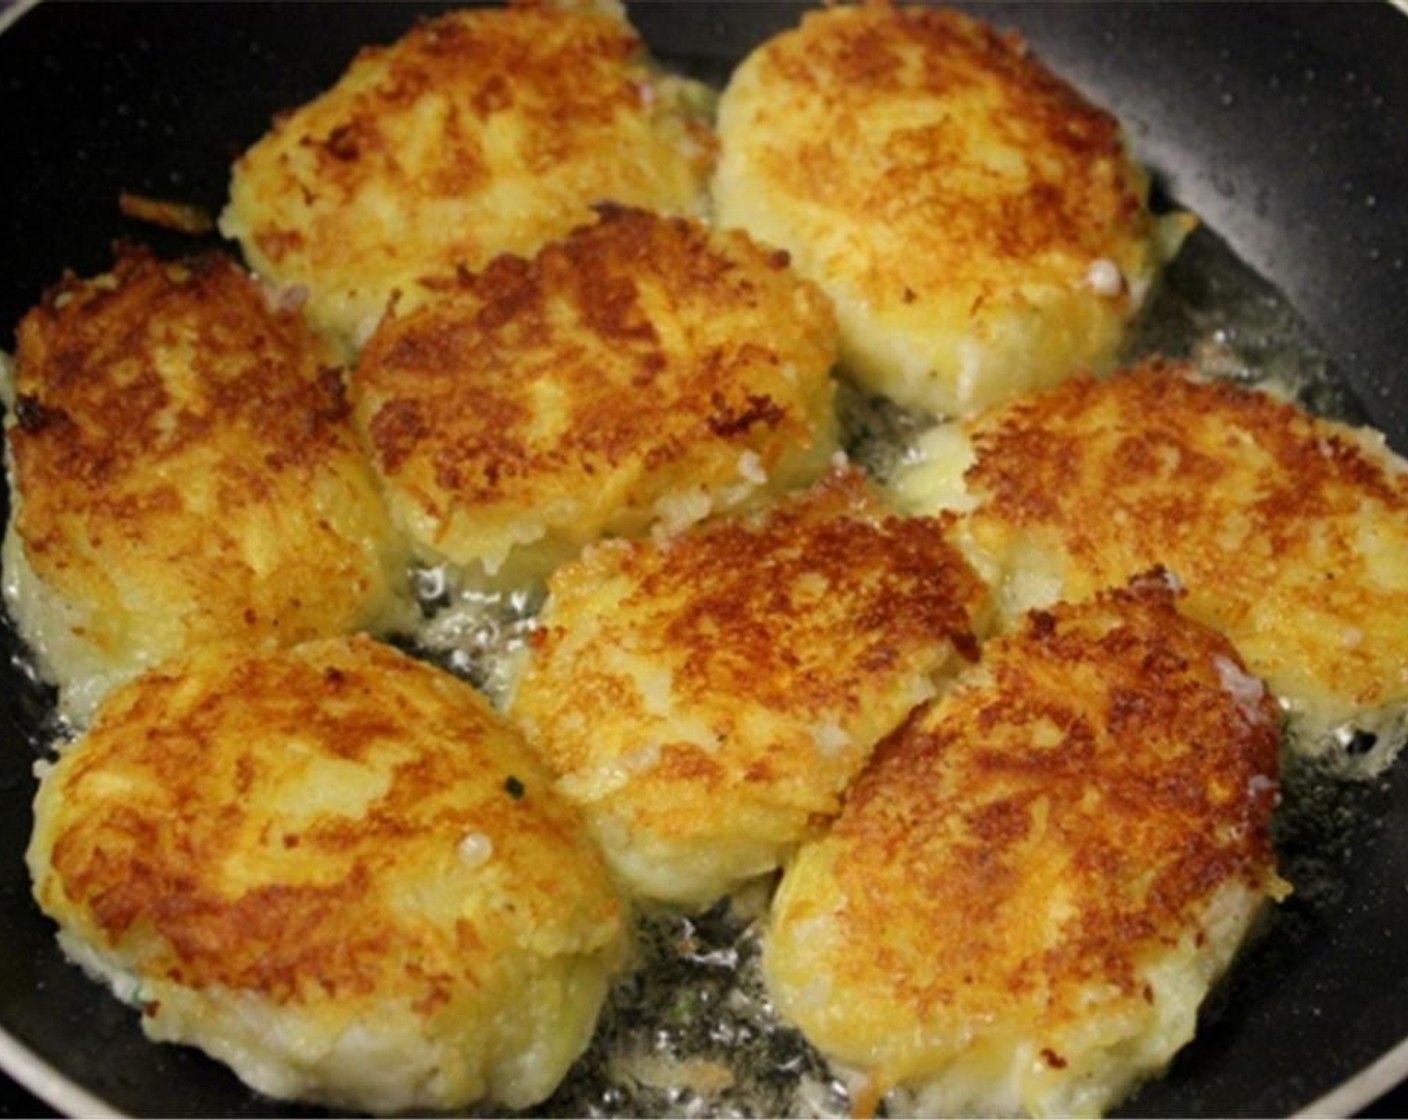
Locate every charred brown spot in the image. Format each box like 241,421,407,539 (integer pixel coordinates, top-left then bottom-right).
322,123,362,162
315,366,352,423
473,72,513,115
369,399,430,474
13,395,68,435
254,227,305,261
707,392,786,439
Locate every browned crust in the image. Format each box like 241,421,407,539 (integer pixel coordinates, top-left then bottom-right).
515,468,986,823
960,358,1408,711
250,8,644,241
735,3,1146,270
226,2,716,339
38,637,621,1008
351,205,836,549
967,359,1408,536
7,245,398,649
626,470,983,714
827,580,1279,1024
12,247,350,488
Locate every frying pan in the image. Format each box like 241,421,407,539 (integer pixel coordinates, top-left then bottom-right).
1,2,1406,1117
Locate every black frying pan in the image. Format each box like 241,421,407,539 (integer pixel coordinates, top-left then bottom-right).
1,3,1406,1117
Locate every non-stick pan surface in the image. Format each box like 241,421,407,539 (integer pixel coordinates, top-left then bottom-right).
1,3,1406,1117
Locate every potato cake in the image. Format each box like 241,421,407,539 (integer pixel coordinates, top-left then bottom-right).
505,468,987,908
764,581,1285,1118
350,205,839,588
2,248,408,725
714,3,1189,417
221,2,715,345
27,635,628,1114
893,358,1408,769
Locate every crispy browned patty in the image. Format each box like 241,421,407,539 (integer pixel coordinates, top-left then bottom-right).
715,3,1186,417
3,247,408,722
506,467,987,907
894,357,1408,767
765,579,1285,1117
351,205,839,587
28,635,627,1113
222,3,715,344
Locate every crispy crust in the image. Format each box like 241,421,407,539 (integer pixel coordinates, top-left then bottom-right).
351,205,839,584
714,3,1173,415
28,636,626,1109
746,6,1136,257
960,358,1408,738
33,636,621,1001
765,581,1282,1106
13,250,351,492
6,248,406,701
507,468,987,905
222,3,715,341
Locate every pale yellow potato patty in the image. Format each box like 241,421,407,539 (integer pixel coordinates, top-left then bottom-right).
351,205,839,587
893,358,1408,769
221,2,715,345
765,581,1285,1118
714,3,1188,417
2,248,408,725
27,636,628,1114
505,468,988,908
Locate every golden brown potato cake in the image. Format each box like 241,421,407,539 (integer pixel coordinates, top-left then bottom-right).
892,358,1408,770
2,248,409,725
714,3,1189,417
505,468,988,908
221,2,715,345
350,205,840,588
27,635,628,1114
765,580,1285,1119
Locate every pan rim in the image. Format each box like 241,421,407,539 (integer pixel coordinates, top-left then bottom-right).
0,1025,124,1119
1297,1035,1408,1119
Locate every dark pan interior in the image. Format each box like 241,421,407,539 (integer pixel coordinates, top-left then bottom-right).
1,3,1406,1117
